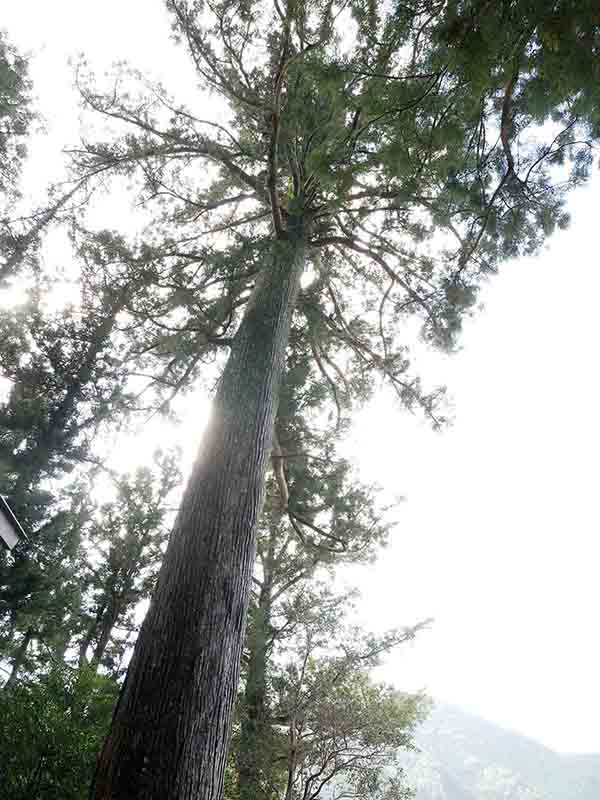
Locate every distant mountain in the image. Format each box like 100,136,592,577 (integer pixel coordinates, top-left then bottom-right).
400,704,600,800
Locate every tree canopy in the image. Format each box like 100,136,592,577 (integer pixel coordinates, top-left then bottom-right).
64,0,598,399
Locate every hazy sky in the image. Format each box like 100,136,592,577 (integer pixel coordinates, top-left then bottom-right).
3,1,599,755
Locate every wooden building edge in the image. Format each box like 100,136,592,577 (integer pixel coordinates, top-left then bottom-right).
0,496,28,550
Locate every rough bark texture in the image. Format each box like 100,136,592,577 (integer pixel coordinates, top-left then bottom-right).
91,227,305,800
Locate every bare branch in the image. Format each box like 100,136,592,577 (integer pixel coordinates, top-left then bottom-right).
312,234,436,324
309,334,342,430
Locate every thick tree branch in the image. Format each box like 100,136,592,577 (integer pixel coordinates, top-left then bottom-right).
500,66,520,176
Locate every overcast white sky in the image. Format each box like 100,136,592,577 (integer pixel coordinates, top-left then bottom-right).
3,1,599,755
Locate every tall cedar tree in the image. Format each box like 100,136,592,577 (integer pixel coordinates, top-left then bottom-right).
21,1,598,797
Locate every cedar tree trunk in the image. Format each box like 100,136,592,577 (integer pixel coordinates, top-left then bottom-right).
91,225,305,799
238,573,273,800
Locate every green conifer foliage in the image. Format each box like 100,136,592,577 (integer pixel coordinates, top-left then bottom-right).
0,665,118,800
0,31,33,204
59,3,599,795
77,451,181,674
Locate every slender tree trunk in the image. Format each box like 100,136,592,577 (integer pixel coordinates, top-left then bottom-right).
79,600,108,667
22,749,47,800
91,228,305,800
238,576,273,800
90,598,121,669
284,719,298,800
4,627,33,688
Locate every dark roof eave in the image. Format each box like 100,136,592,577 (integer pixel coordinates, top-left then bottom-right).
0,496,29,542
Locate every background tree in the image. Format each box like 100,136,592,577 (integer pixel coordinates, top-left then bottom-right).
0,483,89,686
0,266,138,684
0,29,33,209
0,28,63,282
0,452,180,686
269,589,425,800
